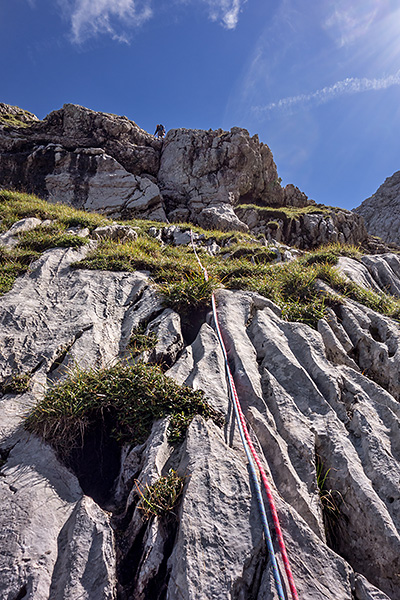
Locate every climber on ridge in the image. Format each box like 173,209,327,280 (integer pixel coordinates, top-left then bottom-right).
154,124,166,139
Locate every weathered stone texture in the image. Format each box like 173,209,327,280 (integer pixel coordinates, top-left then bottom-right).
355,170,400,245
1,244,400,598
237,206,368,248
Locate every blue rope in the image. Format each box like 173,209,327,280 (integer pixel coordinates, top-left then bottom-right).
190,230,287,599
211,295,286,600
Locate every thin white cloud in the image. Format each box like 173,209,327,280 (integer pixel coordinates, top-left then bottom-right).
59,0,245,44
60,0,152,44
206,0,243,30
323,0,381,47
253,71,400,116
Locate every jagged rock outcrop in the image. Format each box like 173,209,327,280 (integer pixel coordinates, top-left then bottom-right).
236,205,368,248
0,214,399,598
0,104,166,221
158,127,283,226
0,103,370,246
355,171,400,245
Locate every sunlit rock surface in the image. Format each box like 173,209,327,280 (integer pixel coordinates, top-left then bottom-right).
0,235,399,598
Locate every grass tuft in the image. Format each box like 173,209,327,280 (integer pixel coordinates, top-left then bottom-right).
135,469,185,520
1,372,31,394
25,361,223,457
128,326,158,357
158,272,218,315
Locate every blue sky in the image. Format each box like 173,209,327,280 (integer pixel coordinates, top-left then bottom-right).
1,0,400,210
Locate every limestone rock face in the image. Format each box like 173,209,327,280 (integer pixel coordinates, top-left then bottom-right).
0,104,166,221
0,103,369,245
355,171,400,245
237,205,368,248
0,224,399,598
157,127,283,228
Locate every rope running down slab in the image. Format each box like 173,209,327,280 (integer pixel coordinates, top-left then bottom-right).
190,231,299,600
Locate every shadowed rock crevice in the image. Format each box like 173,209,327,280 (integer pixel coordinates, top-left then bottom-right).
12,584,28,600
66,419,122,506
117,516,179,600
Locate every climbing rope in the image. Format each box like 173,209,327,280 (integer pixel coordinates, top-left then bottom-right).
190,232,299,600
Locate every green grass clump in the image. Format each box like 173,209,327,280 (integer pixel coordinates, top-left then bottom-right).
220,244,277,264
0,244,41,295
17,225,89,252
128,327,158,356
0,372,31,394
136,469,185,520
159,273,217,315
25,361,223,458
301,243,361,266
0,190,108,232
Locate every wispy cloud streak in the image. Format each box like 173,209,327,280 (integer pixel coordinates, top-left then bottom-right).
253,71,400,115
323,0,381,47
60,0,152,44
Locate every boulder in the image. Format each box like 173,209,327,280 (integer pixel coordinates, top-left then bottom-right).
0,217,42,247
197,205,249,233
93,224,138,243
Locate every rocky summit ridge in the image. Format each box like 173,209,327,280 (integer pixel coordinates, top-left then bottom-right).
0,104,399,600
0,102,368,249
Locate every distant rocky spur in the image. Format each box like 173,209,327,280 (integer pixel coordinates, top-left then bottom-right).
355,170,400,246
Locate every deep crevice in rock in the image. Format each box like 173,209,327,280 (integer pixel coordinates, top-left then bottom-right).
180,307,208,345
141,517,178,600
314,444,348,554
66,418,121,506
116,515,179,600
12,585,28,600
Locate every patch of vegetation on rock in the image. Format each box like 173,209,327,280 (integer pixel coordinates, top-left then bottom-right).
0,190,108,233
3,190,400,329
0,372,31,395
0,191,106,296
18,224,89,252
128,326,158,357
25,361,224,459
136,469,185,521
236,203,332,220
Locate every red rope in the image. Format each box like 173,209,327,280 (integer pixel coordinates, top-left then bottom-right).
211,295,299,600
190,231,299,599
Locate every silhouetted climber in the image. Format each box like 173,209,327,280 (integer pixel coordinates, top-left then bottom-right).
154,124,166,139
